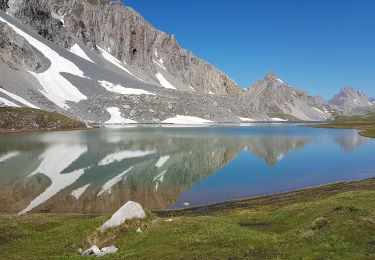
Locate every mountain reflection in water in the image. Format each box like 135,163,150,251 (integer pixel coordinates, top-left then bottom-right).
0,125,373,214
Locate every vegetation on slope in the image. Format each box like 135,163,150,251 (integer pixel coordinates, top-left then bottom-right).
0,107,86,132
1,178,375,259
308,111,375,138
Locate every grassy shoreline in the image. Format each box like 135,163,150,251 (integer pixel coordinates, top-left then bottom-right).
1,178,375,258
306,112,375,138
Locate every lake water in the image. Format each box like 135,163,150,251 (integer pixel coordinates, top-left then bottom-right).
0,124,374,214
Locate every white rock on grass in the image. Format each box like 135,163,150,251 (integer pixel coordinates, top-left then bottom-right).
81,245,100,256
96,246,119,257
98,201,146,232
136,227,143,234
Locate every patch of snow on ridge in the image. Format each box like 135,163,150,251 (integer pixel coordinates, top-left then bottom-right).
97,46,144,82
99,80,154,95
312,107,324,114
153,58,167,70
71,183,91,200
68,44,94,63
155,73,176,89
0,17,87,110
0,97,20,107
277,78,284,83
270,117,288,122
98,150,155,166
97,167,133,196
161,115,213,125
238,117,255,122
0,88,39,109
155,155,170,168
105,107,138,125
51,12,65,26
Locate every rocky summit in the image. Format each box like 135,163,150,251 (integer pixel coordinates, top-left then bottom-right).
0,0,373,123
328,86,374,115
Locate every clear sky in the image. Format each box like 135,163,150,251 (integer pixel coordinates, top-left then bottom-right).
123,0,375,99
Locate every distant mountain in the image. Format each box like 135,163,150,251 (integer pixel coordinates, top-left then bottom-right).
328,86,374,114
242,72,331,121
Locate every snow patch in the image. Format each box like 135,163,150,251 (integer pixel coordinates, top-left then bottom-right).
105,107,138,125
208,91,214,95
0,88,39,109
155,73,176,90
153,58,167,70
312,107,324,114
161,115,213,125
0,151,21,163
0,17,88,110
51,12,65,26
68,44,94,63
270,117,288,122
71,183,91,200
97,167,133,196
238,117,255,122
99,80,154,96
277,78,284,83
0,96,20,107
155,155,170,168
97,46,144,82
98,150,155,166
189,85,196,92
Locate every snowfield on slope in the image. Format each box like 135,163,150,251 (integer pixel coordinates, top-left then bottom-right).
155,73,176,89
105,107,138,125
99,80,154,95
0,17,87,110
68,44,94,63
0,88,39,109
161,115,213,125
97,46,144,82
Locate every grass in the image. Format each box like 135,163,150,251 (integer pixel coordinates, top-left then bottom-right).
307,111,375,138
1,178,375,259
0,107,86,133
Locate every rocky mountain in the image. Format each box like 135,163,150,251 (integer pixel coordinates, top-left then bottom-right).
0,0,370,123
328,86,374,114
242,72,331,121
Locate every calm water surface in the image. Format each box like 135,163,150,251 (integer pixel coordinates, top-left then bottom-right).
0,124,374,214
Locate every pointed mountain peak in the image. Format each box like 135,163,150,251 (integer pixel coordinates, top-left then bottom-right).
341,86,355,92
265,71,278,80
264,71,284,84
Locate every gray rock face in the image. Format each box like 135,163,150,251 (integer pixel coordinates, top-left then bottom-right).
328,86,374,114
0,21,49,71
98,201,146,232
242,72,331,121
5,0,242,96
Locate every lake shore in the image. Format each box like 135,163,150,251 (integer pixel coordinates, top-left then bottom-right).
306,111,375,138
1,177,375,259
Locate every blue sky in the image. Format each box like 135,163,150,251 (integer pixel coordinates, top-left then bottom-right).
123,0,375,99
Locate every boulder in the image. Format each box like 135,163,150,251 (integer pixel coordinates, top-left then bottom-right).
98,201,146,232
81,245,100,256
96,246,118,257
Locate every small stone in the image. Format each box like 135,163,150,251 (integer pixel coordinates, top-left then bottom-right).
136,227,143,234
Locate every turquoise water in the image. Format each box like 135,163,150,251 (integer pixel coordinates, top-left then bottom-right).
0,124,374,213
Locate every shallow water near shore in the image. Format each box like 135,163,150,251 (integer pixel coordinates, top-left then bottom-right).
0,123,374,214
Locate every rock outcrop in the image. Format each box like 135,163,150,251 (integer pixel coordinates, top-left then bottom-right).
243,72,330,121
5,0,241,95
